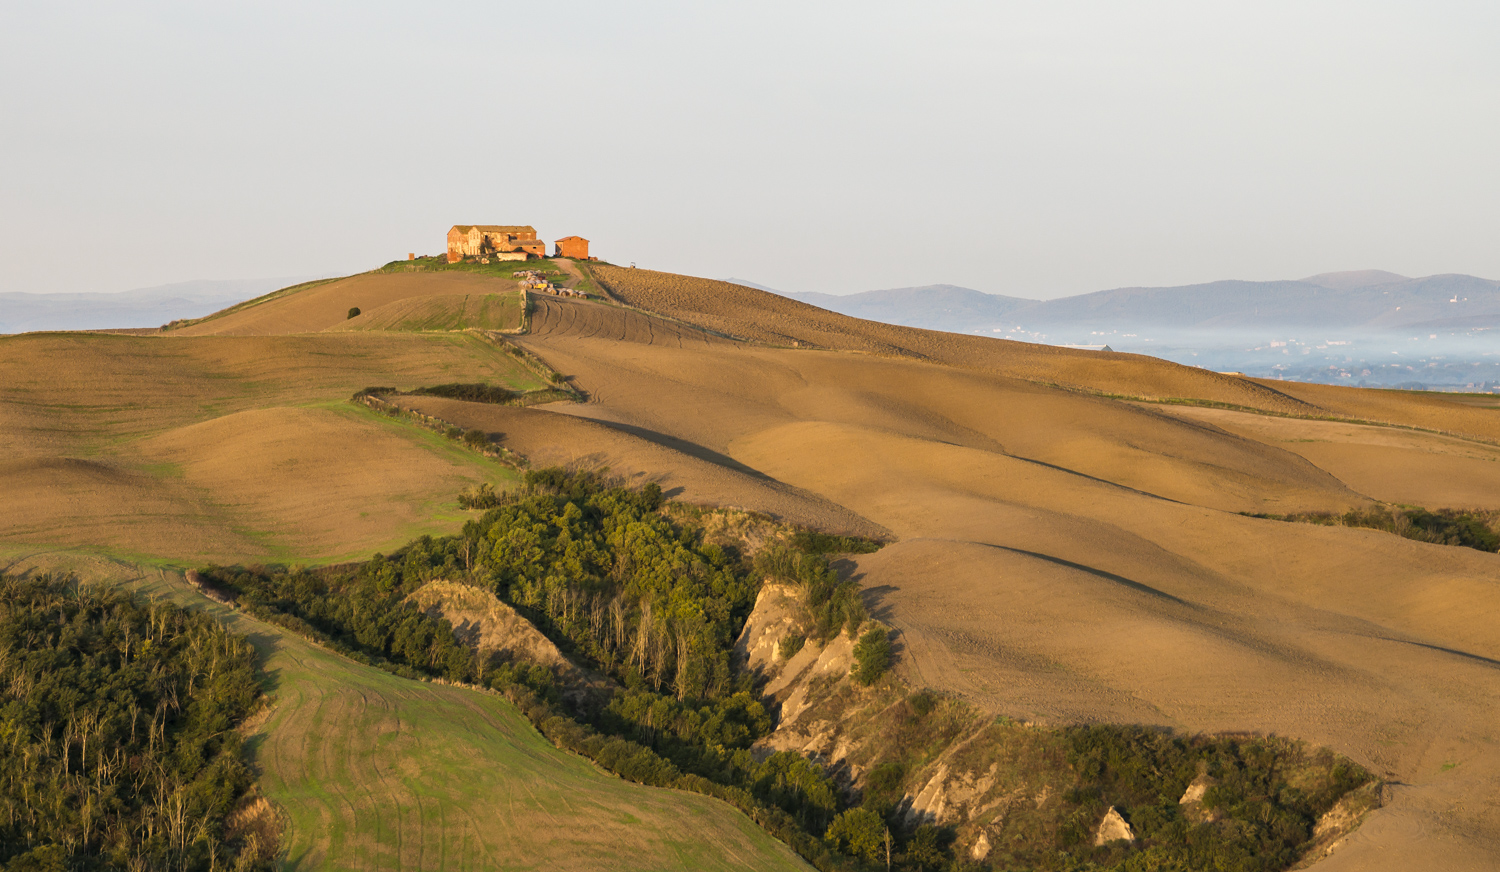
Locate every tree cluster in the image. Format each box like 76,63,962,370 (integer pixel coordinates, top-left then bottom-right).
200,470,881,867
1057,725,1372,872
1252,505,1500,553
0,575,268,872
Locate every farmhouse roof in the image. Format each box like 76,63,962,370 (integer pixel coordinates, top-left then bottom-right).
451,225,536,234
556,235,588,242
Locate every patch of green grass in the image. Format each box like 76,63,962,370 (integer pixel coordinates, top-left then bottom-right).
244,616,807,872
377,255,564,281
132,459,186,479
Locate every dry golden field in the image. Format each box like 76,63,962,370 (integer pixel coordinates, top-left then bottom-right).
7,264,1500,870
510,281,1500,872
173,272,522,336
0,330,542,562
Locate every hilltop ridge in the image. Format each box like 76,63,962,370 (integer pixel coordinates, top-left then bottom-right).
775,270,1500,333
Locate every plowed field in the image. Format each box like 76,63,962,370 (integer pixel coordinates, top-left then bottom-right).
328,292,524,333
394,396,887,539
174,272,522,336
0,331,540,562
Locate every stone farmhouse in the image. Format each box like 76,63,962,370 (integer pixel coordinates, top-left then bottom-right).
446,225,546,263
554,236,589,259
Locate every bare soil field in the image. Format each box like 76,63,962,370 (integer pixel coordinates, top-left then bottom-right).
395,395,887,538
518,301,1364,515
0,553,810,872
173,272,523,336
1154,406,1500,509
1259,379,1500,443
593,266,1320,415
527,293,731,347
509,289,1500,871
0,331,539,562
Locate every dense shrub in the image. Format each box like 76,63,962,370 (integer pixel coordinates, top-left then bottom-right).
347,306,360,319
411,382,517,404
791,530,884,555
1060,725,1373,872
1252,505,1500,553
825,808,887,863
755,545,866,640
457,482,501,510
852,626,892,685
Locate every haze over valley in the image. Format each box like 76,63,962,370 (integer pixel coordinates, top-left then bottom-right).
771,270,1500,392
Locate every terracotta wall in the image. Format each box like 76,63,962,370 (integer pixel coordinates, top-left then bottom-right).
555,237,589,259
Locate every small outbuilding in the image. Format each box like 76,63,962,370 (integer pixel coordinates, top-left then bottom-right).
554,236,589,259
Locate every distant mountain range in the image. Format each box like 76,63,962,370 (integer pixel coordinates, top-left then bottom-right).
748,271,1500,335
0,277,317,333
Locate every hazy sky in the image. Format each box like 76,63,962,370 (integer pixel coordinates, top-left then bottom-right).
3,1,1497,298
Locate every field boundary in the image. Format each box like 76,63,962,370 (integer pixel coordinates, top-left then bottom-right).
352,391,532,470
470,329,587,399
1044,383,1500,448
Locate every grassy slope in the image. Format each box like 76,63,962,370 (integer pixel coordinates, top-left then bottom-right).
329,292,524,333
0,553,808,872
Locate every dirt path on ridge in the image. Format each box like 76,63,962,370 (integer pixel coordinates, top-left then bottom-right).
551,258,585,292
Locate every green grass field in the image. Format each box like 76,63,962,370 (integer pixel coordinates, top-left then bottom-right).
0,553,811,872
378,256,565,282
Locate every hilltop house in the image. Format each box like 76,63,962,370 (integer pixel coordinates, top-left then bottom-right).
447,225,541,263
554,236,589,259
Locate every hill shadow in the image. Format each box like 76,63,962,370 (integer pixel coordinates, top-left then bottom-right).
592,419,776,481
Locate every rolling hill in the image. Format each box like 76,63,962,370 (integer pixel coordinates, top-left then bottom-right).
5,260,1500,870
775,270,1500,333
